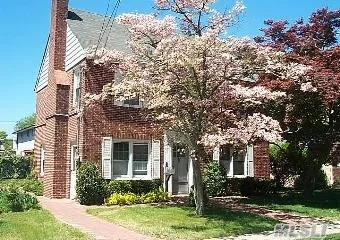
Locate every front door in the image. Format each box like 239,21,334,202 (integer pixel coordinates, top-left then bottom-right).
70,145,78,199
172,145,189,194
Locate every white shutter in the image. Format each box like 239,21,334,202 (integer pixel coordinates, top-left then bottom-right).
213,145,220,161
102,137,113,179
152,140,161,179
247,144,254,177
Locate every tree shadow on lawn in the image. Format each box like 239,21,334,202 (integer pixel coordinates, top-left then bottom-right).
239,189,340,211
165,206,278,235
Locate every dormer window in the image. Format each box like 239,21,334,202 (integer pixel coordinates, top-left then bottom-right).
123,96,140,106
73,68,81,107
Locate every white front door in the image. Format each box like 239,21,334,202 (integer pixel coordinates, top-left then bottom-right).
70,145,78,199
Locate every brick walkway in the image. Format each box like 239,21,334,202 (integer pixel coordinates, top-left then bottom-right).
210,197,340,240
38,197,157,240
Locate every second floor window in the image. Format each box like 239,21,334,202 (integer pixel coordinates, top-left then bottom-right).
73,68,81,107
123,96,140,106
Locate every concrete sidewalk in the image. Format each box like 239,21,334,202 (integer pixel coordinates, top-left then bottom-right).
38,197,157,240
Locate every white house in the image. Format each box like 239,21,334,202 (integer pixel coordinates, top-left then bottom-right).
13,126,35,156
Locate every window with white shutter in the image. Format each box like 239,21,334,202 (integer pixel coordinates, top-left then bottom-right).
152,140,161,179
103,138,154,179
102,137,113,179
247,145,254,177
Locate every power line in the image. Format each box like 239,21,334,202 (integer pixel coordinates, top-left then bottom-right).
103,0,122,49
96,0,122,54
95,0,113,54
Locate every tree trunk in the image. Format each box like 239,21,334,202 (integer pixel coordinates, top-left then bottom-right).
302,166,314,200
192,154,205,215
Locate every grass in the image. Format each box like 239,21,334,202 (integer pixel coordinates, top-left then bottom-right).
87,205,278,240
0,209,93,240
240,189,340,221
0,178,43,196
308,233,340,240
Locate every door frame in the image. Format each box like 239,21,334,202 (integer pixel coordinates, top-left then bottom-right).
70,145,78,199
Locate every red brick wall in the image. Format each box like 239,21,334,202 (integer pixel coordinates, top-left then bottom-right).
34,0,70,198
333,166,340,183
81,61,163,175
49,0,68,71
253,141,270,179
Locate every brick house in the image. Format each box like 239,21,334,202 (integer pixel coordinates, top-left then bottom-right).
34,0,272,199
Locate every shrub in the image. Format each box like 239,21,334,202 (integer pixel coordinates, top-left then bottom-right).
105,189,170,206
204,161,227,197
239,177,276,196
225,178,242,195
0,153,32,179
107,179,162,196
294,169,329,191
107,180,133,195
76,162,106,205
0,187,39,212
0,179,43,196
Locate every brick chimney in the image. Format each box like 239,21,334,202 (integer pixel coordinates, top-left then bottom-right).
49,0,69,71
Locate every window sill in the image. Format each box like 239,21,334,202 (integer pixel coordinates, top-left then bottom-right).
227,175,247,179
112,176,152,181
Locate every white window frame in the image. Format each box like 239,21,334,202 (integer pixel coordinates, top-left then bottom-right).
72,68,81,107
220,146,248,178
40,146,45,177
112,140,152,180
71,145,78,172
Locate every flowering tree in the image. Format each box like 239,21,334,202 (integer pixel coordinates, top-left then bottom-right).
256,8,340,197
87,0,307,214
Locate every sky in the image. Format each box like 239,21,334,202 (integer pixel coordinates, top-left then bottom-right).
0,0,339,136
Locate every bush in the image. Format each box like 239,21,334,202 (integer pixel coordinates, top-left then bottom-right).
76,162,106,205
0,179,43,196
0,153,32,179
294,169,329,191
0,187,39,212
105,189,170,206
204,161,227,197
239,177,276,196
107,179,162,196
225,178,242,195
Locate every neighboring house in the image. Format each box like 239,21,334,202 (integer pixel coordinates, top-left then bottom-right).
35,0,271,199
13,126,35,156
324,142,340,185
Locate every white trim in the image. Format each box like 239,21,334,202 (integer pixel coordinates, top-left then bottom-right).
40,146,45,177
72,67,81,107
221,146,249,178
111,139,152,180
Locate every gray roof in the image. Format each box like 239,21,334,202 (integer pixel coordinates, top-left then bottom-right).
67,8,129,52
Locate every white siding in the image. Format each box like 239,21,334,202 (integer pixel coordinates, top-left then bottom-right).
15,129,35,156
35,40,50,92
65,25,85,71
35,26,85,92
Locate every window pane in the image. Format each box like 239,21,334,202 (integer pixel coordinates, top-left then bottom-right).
233,150,245,175
124,96,139,106
113,142,129,176
133,144,148,175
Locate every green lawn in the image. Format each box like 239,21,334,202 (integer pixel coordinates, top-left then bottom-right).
240,189,340,221
0,209,93,240
309,233,340,240
88,205,278,240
